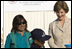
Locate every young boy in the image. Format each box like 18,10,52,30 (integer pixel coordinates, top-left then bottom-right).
30,28,51,48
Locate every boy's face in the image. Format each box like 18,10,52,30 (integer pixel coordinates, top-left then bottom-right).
34,39,45,47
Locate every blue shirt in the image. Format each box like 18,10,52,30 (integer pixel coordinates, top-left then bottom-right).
5,31,27,48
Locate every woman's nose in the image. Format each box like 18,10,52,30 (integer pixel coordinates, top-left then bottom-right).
59,13,61,16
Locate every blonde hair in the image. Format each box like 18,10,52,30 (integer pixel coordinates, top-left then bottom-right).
53,1,69,13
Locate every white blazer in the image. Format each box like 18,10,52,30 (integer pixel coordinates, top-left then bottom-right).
48,16,71,48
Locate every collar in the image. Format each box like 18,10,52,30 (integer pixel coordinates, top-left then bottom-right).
31,42,40,48
56,16,69,24
55,16,69,32
16,30,26,36
56,16,68,23
31,42,45,48
64,16,69,23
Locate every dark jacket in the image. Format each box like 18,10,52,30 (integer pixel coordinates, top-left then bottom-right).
30,42,45,48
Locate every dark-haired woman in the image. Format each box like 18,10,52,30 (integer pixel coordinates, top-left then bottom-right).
5,14,33,48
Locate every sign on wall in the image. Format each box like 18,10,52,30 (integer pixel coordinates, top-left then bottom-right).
4,1,71,11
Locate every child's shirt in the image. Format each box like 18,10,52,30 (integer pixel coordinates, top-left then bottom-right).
30,42,45,48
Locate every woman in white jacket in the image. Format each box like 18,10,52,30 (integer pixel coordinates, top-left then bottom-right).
48,1,71,48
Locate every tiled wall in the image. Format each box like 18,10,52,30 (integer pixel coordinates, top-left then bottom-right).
4,11,71,48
